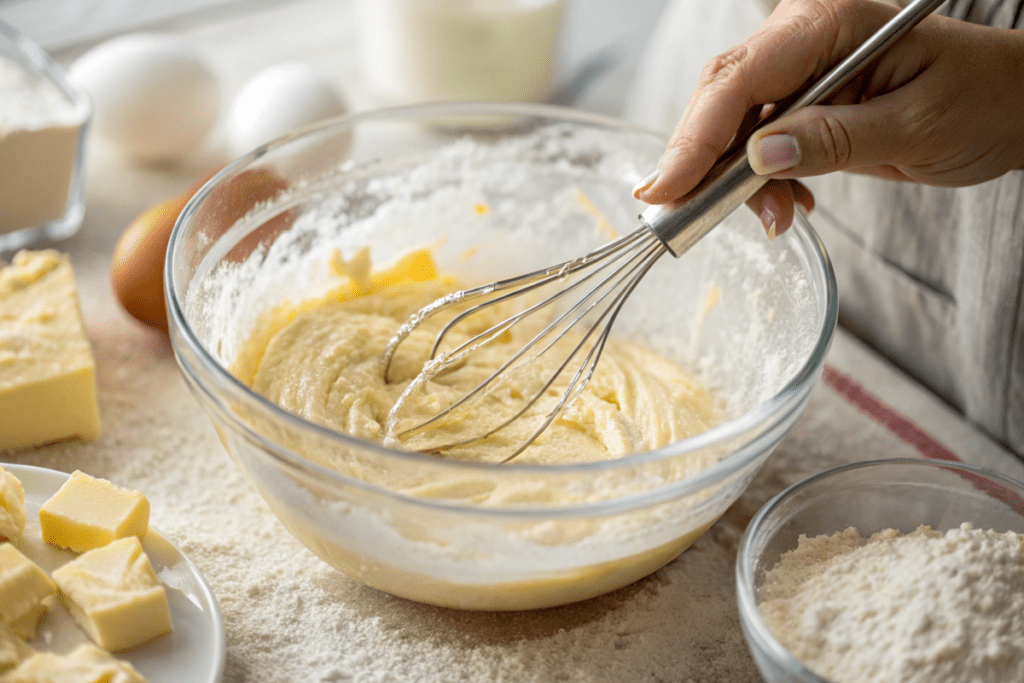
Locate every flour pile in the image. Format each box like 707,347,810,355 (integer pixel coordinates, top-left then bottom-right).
759,524,1024,683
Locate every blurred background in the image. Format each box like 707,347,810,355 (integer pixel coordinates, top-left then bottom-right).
1,0,672,122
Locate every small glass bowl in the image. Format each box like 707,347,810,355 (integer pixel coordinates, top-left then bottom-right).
167,102,837,610
737,458,1024,682
0,20,90,253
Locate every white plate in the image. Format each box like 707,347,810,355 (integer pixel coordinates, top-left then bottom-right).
3,463,225,683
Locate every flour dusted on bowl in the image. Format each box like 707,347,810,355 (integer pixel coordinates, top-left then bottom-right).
758,524,1024,683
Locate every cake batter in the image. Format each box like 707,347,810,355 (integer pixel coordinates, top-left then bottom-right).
232,248,721,467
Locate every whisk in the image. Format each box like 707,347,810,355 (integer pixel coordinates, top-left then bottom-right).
381,0,944,463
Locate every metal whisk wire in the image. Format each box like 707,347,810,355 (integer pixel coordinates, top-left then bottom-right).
381,228,666,461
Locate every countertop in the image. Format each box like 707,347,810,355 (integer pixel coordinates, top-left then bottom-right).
3,1,1024,681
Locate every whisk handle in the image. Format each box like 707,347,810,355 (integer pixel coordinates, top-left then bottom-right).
640,0,945,257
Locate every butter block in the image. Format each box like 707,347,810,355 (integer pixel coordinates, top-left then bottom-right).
39,471,149,553
51,536,171,652
0,545,55,628
0,250,100,450
0,468,24,542
0,624,32,672
0,643,147,683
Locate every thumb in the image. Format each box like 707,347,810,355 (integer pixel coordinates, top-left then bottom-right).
746,101,900,178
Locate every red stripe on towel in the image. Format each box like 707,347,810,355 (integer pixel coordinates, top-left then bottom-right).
822,365,1024,514
821,365,962,462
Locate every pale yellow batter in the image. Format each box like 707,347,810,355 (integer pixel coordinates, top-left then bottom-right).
232,248,721,467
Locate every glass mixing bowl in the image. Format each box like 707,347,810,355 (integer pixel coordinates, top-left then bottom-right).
166,102,837,610
737,458,1024,682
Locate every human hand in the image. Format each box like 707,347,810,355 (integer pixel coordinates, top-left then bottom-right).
633,0,1024,238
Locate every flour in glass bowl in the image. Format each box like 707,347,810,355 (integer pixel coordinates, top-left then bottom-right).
758,523,1024,683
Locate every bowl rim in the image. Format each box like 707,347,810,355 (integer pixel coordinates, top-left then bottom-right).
165,100,839,511
734,457,1024,680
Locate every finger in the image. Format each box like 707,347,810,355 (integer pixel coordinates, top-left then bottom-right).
635,0,898,204
791,179,815,216
626,101,765,198
746,96,904,178
733,104,767,146
745,179,794,241
744,179,815,239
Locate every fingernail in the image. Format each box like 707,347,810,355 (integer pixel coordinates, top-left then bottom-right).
751,134,800,175
632,169,661,198
760,201,778,241
796,199,813,217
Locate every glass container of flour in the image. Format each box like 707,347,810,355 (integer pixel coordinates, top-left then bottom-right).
166,102,837,610
0,21,89,253
738,458,1024,683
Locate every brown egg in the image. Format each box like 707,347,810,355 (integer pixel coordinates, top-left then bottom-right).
197,167,292,263
111,173,213,332
111,167,292,333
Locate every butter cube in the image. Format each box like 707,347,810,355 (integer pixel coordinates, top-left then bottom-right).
0,250,100,451
0,469,24,542
39,471,149,553
51,537,171,652
0,545,55,628
0,643,147,682
0,624,32,672
5,598,48,642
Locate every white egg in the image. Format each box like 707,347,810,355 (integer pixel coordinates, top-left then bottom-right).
68,34,220,161
226,63,347,159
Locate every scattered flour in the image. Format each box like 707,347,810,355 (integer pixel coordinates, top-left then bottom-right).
29,277,1018,682
759,524,1024,683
